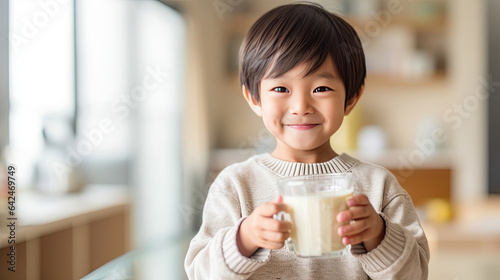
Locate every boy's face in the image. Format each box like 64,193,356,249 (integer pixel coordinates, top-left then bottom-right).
244,58,359,162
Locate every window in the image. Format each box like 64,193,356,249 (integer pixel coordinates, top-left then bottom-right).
9,0,75,191
9,0,186,245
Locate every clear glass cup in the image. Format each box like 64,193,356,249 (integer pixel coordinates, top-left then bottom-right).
274,173,354,258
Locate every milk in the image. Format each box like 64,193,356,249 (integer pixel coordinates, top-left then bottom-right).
283,191,351,257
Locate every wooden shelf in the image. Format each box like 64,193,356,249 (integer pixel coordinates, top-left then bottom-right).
344,14,448,33
424,195,500,252
223,5,450,93
365,73,449,90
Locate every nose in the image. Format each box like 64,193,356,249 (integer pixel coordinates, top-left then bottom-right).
289,91,314,116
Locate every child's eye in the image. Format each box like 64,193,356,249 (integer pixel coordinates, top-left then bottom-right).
272,87,289,93
313,86,332,93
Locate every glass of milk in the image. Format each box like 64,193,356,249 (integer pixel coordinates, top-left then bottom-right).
275,173,353,258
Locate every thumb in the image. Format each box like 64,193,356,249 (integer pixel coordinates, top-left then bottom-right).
272,195,283,203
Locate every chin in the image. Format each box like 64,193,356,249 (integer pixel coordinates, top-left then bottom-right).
289,142,323,152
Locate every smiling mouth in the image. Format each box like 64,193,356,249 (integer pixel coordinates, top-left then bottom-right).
286,124,319,130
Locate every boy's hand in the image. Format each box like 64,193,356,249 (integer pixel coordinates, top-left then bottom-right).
237,195,292,257
337,194,386,252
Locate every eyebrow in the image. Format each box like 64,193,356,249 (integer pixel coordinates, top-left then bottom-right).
311,71,337,80
266,71,337,81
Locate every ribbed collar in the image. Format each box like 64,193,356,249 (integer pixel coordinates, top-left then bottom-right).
257,153,358,177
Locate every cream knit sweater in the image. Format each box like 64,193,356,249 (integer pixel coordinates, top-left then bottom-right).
185,153,429,279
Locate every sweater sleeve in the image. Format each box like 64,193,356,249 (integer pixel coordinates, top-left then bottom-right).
184,175,270,280
351,180,430,280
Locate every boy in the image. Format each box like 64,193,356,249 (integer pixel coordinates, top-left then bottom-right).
185,3,429,279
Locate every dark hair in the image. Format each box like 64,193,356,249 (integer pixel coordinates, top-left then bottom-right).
239,2,366,107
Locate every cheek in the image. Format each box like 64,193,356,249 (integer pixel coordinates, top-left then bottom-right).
262,111,282,130
323,104,345,127
261,101,284,126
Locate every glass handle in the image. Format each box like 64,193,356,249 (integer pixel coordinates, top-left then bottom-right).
272,211,287,221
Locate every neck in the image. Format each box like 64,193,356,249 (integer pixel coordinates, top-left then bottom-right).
271,142,338,163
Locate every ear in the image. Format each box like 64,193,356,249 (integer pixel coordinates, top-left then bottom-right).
242,85,262,117
344,86,364,116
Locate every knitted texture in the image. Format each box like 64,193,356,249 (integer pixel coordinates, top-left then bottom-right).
185,153,429,279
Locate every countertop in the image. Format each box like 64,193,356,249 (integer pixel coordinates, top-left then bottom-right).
0,184,130,248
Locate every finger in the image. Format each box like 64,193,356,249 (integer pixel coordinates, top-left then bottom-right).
272,195,283,203
338,218,368,237
347,194,370,207
260,229,290,243
260,218,292,232
337,206,371,223
342,231,367,246
259,239,286,250
259,202,289,217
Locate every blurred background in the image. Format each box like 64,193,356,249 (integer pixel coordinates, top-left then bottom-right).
0,0,499,279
